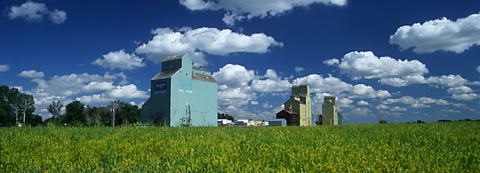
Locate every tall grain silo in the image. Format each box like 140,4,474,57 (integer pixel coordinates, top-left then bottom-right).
278,85,313,126
322,96,338,125
141,53,218,126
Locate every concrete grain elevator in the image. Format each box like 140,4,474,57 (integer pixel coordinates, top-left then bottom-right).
141,54,218,126
321,96,346,125
277,85,313,126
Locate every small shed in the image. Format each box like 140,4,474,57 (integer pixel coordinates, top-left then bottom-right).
268,119,287,126
276,109,300,126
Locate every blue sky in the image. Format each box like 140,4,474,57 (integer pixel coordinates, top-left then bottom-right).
1,0,479,123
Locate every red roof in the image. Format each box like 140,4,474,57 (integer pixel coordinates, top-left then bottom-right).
284,109,298,115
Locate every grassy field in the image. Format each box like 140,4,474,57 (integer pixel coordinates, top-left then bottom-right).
1,122,479,172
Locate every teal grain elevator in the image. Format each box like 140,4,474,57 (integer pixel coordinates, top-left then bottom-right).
141,54,218,126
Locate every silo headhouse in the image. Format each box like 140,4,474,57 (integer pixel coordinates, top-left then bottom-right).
141,53,218,126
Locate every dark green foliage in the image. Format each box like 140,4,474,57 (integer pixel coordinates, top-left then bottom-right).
64,100,87,126
81,100,142,126
218,112,235,121
379,118,387,124
114,101,141,126
47,99,63,124
26,114,43,126
0,85,36,126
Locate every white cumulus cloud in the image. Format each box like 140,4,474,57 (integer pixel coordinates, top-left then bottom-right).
213,64,255,88
378,75,426,87
29,72,118,98
326,51,428,80
446,86,474,94
213,64,258,108
179,0,347,26
292,74,391,99
83,82,115,92
218,86,257,107
107,84,149,99
379,74,476,92
382,96,451,108
49,9,67,24
7,1,67,24
425,75,469,88
323,58,339,66
337,98,353,108
451,93,477,101
23,72,144,119
264,69,278,79
358,100,369,106
295,66,305,73
390,12,480,53
76,94,111,104
391,106,407,111
376,104,389,110
0,64,10,72
350,108,373,117
135,27,282,66
251,69,292,92
262,102,273,108
92,50,146,70
18,70,44,78
251,78,292,92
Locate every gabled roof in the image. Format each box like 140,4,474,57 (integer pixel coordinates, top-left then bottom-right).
285,97,304,105
277,109,298,115
284,109,298,115
162,53,186,62
151,68,180,80
192,73,217,83
292,84,309,88
292,94,307,98
193,66,210,72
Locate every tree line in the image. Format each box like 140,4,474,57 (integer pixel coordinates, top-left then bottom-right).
0,86,42,126
1,85,141,127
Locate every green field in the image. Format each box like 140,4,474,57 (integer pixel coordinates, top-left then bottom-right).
1,122,479,172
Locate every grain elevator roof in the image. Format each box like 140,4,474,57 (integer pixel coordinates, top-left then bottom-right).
192,73,217,83
193,66,210,72
151,68,180,80
162,53,186,62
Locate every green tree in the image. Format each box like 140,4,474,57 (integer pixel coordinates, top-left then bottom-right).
218,112,235,121
0,85,36,126
47,99,63,124
26,113,43,126
115,101,141,126
0,86,14,126
64,100,87,126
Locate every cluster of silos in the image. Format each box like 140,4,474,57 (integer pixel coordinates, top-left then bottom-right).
276,85,313,126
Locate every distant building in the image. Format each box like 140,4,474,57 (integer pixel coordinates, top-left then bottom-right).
321,96,346,125
268,119,287,126
277,85,313,126
141,53,218,126
276,109,299,126
217,119,233,126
